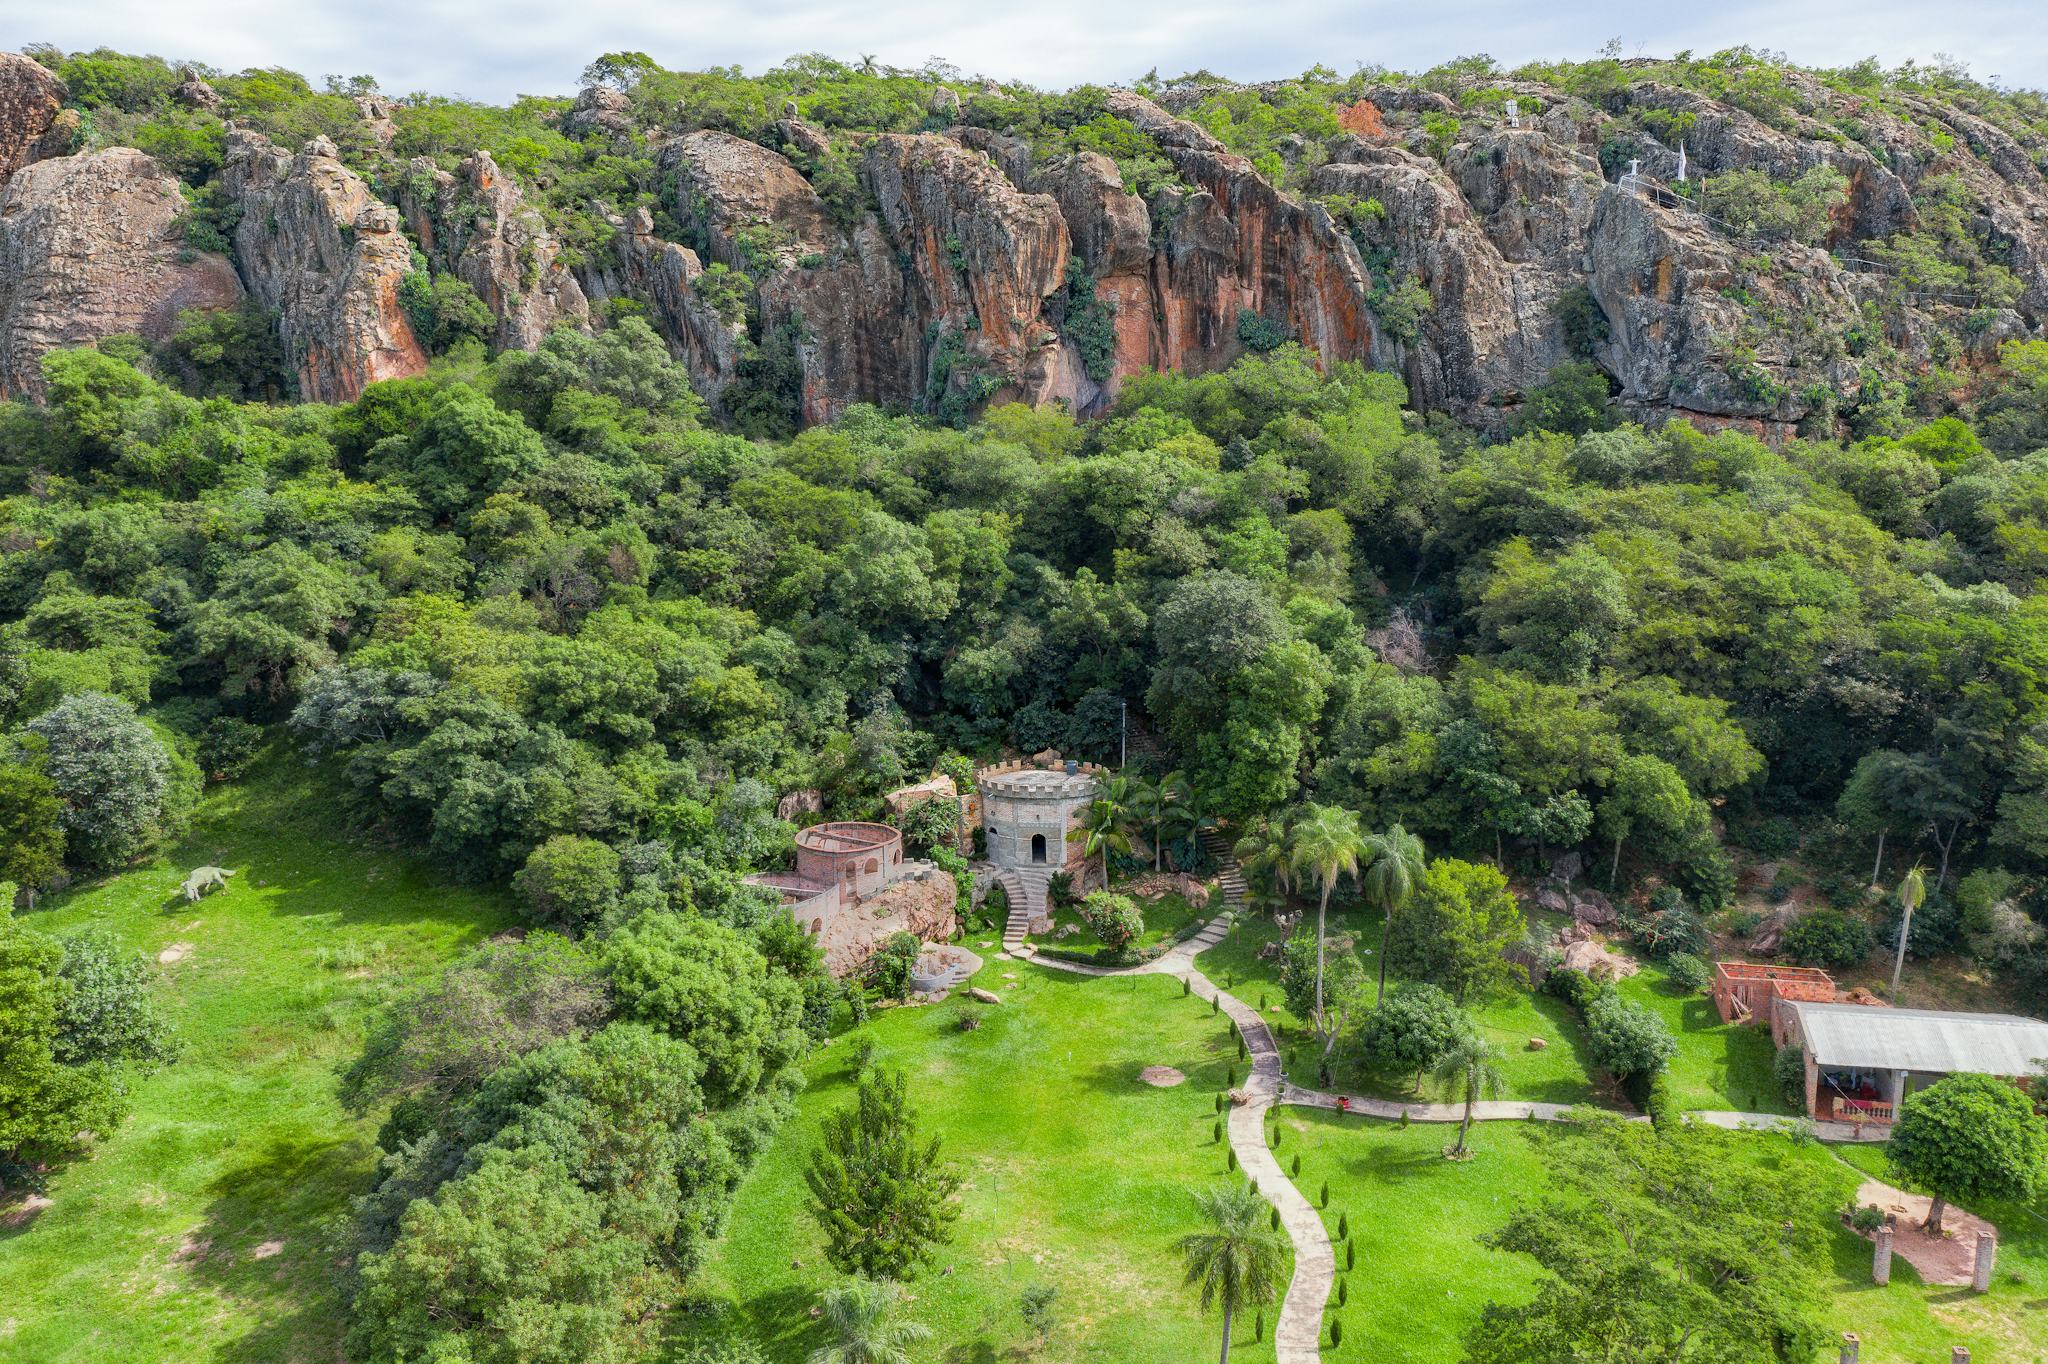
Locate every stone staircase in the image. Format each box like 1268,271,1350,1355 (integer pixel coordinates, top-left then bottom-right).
1179,826,1245,953
997,868,1054,953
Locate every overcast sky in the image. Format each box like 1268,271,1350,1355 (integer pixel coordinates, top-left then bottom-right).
7,0,2047,100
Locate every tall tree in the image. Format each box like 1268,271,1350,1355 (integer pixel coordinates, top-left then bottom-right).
1287,803,1365,1052
1430,1030,1507,1159
1385,858,1528,1003
1360,822,1427,1004
807,1280,933,1364
1889,864,1926,998
805,1068,962,1280
1176,1183,1286,1364
1468,1114,1836,1364
1887,1072,2048,1234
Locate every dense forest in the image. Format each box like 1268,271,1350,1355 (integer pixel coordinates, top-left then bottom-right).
6,41,2048,1364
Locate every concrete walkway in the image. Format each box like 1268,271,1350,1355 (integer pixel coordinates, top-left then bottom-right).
1020,937,1333,1362
1008,836,1868,1358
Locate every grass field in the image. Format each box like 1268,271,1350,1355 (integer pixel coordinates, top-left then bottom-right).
1194,898,1789,1115
0,748,515,1364
1824,1140,2048,1362
670,961,1288,1363
1268,1109,2047,1364
1034,889,1205,962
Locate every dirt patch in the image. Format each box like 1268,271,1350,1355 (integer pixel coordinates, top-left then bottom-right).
1851,1178,1998,1286
0,1194,52,1229
250,1239,285,1260
156,942,194,965
171,1233,212,1264
1140,1066,1186,1088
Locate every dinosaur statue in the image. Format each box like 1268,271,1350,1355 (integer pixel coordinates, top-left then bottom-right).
181,866,235,902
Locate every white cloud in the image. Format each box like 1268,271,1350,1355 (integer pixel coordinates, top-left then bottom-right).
5,0,2045,98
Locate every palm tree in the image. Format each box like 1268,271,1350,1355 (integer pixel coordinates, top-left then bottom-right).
1125,774,1165,869
1429,1030,1507,1159
808,1279,932,1364
1287,803,1365,1052
1154,770,1211,870
1359,824,1427,1005
1233,811,1294,910
1176,1184,1286,1364
1071,776,1132,890
1889,864,1926,998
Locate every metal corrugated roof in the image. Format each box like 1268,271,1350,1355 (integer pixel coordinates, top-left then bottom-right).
1791,1002,2048,1076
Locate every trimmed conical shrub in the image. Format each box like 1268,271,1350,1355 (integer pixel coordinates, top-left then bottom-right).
1337,1211,1349,1240
1291,1153,1302,1177
1319,1179,1329,1208
1330,1318,1344,1348
1228,1149,1238,1172
1213,1119,1223,1144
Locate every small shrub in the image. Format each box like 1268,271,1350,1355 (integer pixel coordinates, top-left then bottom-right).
1584,991,1677,1079
1663,952,1713,993
1337,1211,1349,1240
1213,1119,1223,1143
1772,1044,1807,1109
1319,1179,1329,1208
1780,910,1875,969
197,717,263,780
1227,1150,1238,1172
1290,1153,1301,1176
1849,1203,1886,1233
1235,308,1295,352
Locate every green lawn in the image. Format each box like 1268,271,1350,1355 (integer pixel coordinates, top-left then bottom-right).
1034,889,1205,962
1613,960,1788,1115
1824,1141,2048,1362
0,749,515,1364
670,961,1287,1362
1195,898,1782,1114
1270,1109,2047,1364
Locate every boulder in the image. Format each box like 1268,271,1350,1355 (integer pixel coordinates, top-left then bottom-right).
969,987,1002,1005
1569,889,1617,926
221,131,428,402
0,53,63,186
395,150,590,350
776,788,824,821
171,68,223,113
1532,884,1569,915
353,95,400,150
811,862,958,977
563,85,635,144
1527,1036,1548,1050
0,148,243,397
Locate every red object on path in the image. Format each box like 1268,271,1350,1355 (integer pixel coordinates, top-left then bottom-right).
1337,1096,1351,1113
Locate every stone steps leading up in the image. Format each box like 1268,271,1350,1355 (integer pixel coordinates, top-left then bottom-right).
997,868,1054,952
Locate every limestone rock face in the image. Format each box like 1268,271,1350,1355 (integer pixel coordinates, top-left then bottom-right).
576,205,741,402
396,150,589,350
862,132,1072,410
221,131,428,402
0,53,64,185
661,127,923,424
0,148,242,396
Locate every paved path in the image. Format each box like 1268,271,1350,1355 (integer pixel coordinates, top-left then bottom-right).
1005,836,1867,1359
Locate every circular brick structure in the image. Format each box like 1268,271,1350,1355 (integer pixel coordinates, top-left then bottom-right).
794,820,904,903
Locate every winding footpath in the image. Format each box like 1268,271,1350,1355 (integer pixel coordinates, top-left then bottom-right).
1006,829,1879,1361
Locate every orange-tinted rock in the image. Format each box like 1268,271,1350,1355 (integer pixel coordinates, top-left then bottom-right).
0,148,242,396
221,131,428,402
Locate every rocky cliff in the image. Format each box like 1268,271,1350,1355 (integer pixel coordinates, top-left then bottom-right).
2,50,2045,432
0,148,241,397
395,149,590,351
220,130,429,402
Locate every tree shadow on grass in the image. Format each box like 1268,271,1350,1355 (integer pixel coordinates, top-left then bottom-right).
182,1125,376,1362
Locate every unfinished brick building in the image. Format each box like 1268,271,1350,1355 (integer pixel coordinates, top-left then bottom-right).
746,820,906,933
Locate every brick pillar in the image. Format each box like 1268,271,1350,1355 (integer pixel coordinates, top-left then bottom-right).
1972,1232,1996,1293
1872,1226,1893,1285
1838,1332,1859,1363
